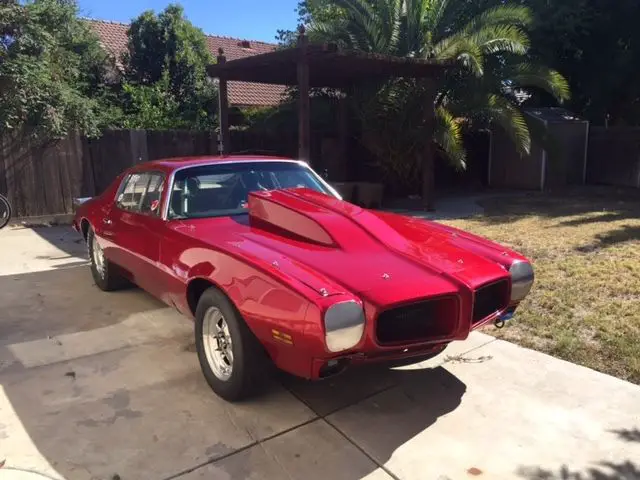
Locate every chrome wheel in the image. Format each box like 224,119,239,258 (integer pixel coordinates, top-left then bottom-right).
92,235,105,278
202,307,234,381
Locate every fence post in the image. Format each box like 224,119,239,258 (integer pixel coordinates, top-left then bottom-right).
130,129,148,164
582,122,590,185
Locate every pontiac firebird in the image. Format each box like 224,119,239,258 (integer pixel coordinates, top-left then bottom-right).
73,156,534,401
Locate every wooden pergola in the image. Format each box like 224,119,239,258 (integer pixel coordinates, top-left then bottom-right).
207,26,450,189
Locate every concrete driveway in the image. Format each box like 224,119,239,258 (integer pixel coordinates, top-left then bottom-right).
0,226,638,480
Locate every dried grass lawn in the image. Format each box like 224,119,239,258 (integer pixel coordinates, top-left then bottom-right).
443,187,640,384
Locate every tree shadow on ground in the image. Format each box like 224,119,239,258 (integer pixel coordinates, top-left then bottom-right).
611,428,640,443
556,212,637,227
517,427,640,480
518,462,640,480
473,187,640,226
575,225,640,252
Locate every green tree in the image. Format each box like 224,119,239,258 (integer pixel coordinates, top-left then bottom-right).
276,0,346,46
307,0,569,207
121,4,217,130
120,73,185,130
0,0,118,141
448,0,640,125
524,0,640,125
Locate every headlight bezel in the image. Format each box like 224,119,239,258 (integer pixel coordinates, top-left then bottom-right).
509,260,534,302
323,300,366,353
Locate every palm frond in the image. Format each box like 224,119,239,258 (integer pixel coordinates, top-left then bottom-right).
374,0,402,53
306,0,569,186
420,0,451,38
432,34,484,75
308,19,351,46
330,0,376,19
403,0,428,53
507,63,571,102
469,24,530,55
485,94,531,155
435,106,467,169
462,5,533,34
329,0,387,52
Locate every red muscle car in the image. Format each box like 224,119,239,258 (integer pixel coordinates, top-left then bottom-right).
73,156,534,401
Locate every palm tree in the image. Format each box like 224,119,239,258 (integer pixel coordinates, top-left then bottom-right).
307,0,569,208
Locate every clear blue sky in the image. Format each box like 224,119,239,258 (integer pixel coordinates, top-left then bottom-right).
78,0,300,43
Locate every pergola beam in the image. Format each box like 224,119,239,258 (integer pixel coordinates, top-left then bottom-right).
207,44,451,88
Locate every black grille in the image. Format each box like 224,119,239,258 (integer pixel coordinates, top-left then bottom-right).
376,298,456,344
473,280,509,323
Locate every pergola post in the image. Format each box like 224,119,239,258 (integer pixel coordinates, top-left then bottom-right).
216,48,230,155
296,26,311,163
421,78,437,210
337,92,348,181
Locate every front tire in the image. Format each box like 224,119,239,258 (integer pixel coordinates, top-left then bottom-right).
195,287,269,401
87,227,128,291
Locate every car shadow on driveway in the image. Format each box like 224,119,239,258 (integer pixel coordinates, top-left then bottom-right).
0,265,166,349
174,365,466,480
1,323,467,480
0,268,467,480
17,224,87,259
0,244,468,479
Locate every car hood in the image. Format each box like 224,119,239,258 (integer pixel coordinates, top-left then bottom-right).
176,188,524,306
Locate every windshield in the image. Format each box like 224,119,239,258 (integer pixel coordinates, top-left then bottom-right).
168,161,337,219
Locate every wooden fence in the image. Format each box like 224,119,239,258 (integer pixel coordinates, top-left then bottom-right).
6,125,638,219
0,129,304,218
587,127,640,188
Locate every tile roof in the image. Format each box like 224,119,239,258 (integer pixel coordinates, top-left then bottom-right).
86,19,286,107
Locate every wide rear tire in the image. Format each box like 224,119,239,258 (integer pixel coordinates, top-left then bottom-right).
0,194,11,230
195,287,269,401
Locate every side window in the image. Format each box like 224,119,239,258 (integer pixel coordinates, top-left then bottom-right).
116,173,150,212
139,173,165,217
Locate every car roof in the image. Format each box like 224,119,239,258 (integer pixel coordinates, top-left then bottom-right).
134,155,298,173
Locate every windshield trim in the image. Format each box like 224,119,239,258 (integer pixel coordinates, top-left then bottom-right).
161,159,341,221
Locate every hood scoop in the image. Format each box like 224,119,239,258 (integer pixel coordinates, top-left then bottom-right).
248,189,338,247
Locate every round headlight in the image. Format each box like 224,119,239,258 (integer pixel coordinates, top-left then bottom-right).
324,301,365,353
509,261,534,302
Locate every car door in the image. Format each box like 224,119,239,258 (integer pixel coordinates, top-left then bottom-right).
127,172,168,299
94,173,129,265
107,172,154,287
